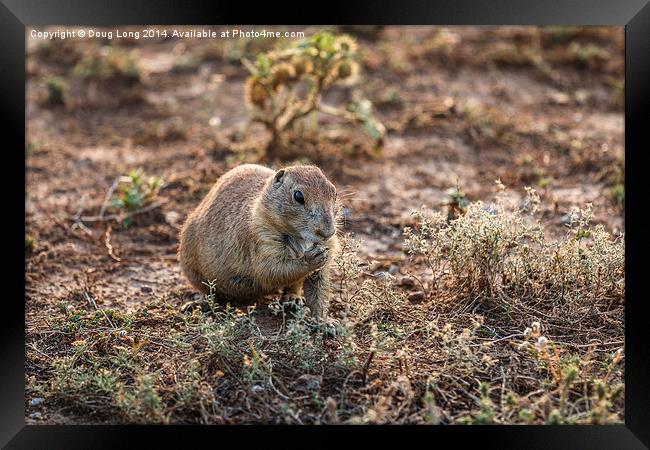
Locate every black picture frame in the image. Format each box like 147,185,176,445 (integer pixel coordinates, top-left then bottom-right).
4,0,649,448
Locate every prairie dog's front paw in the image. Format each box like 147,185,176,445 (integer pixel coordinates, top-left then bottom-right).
304,244,328,270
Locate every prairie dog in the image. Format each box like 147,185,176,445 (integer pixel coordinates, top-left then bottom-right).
178,164,339,319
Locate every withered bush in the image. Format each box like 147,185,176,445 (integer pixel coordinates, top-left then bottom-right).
242,31,385,159
404,183,624,311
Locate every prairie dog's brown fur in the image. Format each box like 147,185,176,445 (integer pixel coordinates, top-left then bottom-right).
178,164,339,319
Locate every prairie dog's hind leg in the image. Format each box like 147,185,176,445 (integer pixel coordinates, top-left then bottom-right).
180,261,207,294
282,280,304,298
281,280,306,313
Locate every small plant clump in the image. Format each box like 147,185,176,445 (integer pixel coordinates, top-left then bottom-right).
25,234,36,253
67,46,144,107
610,156,624,208
445,178,469,221
611,184,624,208
72,46,141,82
44,76,68,106
35,39,83,66
242,31,386,158
110,169,164,227
460,100,516,147
199,35,277,65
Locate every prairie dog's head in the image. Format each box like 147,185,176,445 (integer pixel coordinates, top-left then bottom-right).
263,165,338,250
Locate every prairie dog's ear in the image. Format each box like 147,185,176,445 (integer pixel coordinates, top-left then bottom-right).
273,169,286,186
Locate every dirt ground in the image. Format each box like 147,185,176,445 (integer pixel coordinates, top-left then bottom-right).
25,26,625,424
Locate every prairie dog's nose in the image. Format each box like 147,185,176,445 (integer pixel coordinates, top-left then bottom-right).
316,225,335,241
316,212,335,240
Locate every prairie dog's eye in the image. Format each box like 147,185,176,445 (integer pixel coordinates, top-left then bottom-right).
294,190,305,204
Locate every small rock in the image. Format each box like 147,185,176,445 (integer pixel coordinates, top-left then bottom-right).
294,374,321,393
250,384,265,394
29,397,44,406
373,271,391,280
29,412,43,419
368,259,383,272
164,211,181,227
388,264,399,275
549,91,570,105
482,205,499,216
407,291,426,303
398,276,415,288
26,200,37,215
558,214,571,226
575,89,589,104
